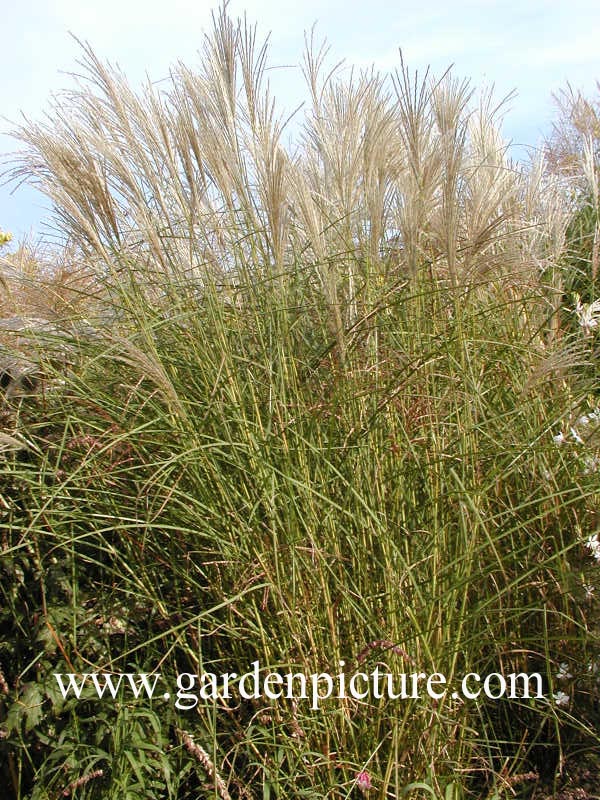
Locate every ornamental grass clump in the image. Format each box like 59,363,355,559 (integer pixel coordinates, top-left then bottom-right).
1,5,599,799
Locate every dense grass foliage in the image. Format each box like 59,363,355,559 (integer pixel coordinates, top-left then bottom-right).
1,7,600,799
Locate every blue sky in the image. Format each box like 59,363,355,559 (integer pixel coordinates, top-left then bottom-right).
1,0,599,241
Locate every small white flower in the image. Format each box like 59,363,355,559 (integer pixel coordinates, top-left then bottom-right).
585,534,600,560
570,427,584,444
583,583,595,600
583,456,600,475
556,662,572,681
553,690,570,707
553,431,567,445
574,294,600,335
578,414,590,426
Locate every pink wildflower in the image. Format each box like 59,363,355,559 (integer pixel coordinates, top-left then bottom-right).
356,770,372,793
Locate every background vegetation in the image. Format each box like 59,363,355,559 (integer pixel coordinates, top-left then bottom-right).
1,8,599,798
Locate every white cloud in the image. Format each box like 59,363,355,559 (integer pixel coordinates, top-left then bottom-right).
517,32,600,69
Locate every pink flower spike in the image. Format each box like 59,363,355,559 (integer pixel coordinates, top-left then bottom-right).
356,770,372,793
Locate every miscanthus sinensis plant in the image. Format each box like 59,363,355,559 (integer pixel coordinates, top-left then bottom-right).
1,5,599,799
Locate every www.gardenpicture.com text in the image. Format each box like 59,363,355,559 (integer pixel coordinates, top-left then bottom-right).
53,662,545,710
